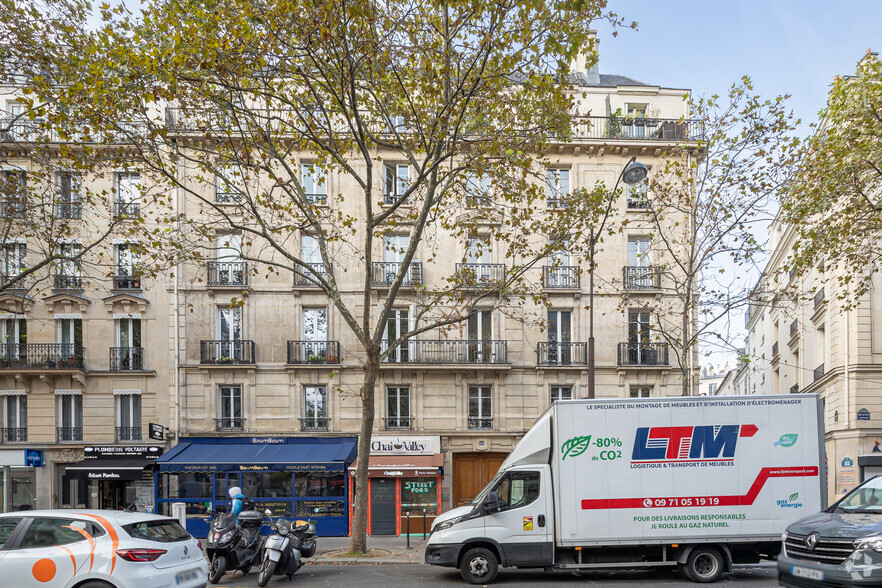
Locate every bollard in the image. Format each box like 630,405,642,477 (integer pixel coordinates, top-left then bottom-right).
406,512,411,549
422,509,427,540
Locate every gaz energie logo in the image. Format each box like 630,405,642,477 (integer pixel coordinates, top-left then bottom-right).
631,424,758,462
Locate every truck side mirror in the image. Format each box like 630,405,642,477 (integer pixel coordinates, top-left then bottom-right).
484,491,502,514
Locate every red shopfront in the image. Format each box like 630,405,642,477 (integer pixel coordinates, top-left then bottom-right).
348,453,443,536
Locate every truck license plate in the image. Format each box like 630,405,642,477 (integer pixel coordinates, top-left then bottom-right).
175,569,200,584
791,566,823,581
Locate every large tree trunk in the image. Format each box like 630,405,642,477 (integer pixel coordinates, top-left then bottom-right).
349,347,379,554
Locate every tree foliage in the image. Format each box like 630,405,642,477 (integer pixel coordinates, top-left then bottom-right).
782,52,882,300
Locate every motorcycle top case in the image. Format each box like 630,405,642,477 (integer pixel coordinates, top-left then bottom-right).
551,394,823,546
238,510,262,527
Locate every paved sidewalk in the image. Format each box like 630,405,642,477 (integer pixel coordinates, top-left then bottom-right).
308,534,428,564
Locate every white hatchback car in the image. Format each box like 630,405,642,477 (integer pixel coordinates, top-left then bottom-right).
0,509,208,588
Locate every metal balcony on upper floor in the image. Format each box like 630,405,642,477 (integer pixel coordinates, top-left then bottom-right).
110,347,144,371
371,261,422,288
381,339,508,364
542,266,580,289
199,340,256,365
537,342,588,366
617,342,670,366
294,264,330,288
623,266,661,290
207,262,248,287
0,344,85,370
286,341,341,364
456,263,506,288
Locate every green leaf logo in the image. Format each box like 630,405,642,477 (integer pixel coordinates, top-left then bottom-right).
774,434,798,447
789,492,799,503
561,436,592,460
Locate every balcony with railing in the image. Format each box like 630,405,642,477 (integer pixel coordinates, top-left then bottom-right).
0,199,26,218
790,320,798,336
110,347,144,371
112,274,142,290
456,263,506,288
371,261,422,288
54,274,83,289
0,274,26,291
286,341,341,365
116,427,142,442
215,190,242,204
467,417,493,431
115,201,141,218
542,266,580,289
0,344,85,369
617,342,670,366
1,428,27,442
623,266,661,290
207,261,248,287
381,339,508,364
57,427,83,442
306,193,327,205
385,417,412,431
571,116,705,142
199,340,256,365
813,363,825,382
814,288,826,309
537,342,588,366
56,202,82,219
293,264,330,288
216,418,245,432
772,342,779,365
300,417,329,432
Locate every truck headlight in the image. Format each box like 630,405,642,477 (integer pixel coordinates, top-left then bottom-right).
433,517,464,532
854,535,882,552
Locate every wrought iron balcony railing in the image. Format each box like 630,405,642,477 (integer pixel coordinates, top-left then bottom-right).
199,340,256,364
570,116,706,142
772,342,779,357
300,417,328,432
617,342,670,366
456,263,506,287
814,363,825,382
110,347,144,371
1,428,27,442
207,261,248,286
537,342,588,365
57,427,83,442
790,384,800,394
623,266,661,290
627,196,650,209
0,344,85,369
216,418,245,432
371,261,422,287
0,199,26,218
790,320,798,336
287,341,341,364
542,266,580,289
215,191,242,203
116,427,142,441
54,274,82,289
381,339,508,364
56,202,82,219
467,417,493,431
385,417,412,431
814,288,826,309
112,274,142,290
305,193,327,205
294,264,330,287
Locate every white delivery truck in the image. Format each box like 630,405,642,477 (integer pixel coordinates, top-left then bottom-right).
426,395,825,584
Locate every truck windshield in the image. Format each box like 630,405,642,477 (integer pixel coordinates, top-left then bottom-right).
833,477,882,514
470,471,505,506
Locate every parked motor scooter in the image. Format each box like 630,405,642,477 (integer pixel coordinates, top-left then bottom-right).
257,510,317,586
206,509,266,583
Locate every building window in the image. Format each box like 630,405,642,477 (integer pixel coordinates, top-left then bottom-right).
216,164,245,203
546,168,569,207
57,317,83,347
629,386,652,398
468,385,492,430
627,180,649,209
55,242,82,289
0,170,26,217
115,172,140,217
0,317,26,358
383,164,409,204
382,308,409,363
217,385,243,431
386,386,411,430
57,172,82,218
624,104,647,138
707,383,718,396
546,310,573,364
551,386,572,403
302,386,328,431
1,242,26,280
113,318,142,370
301,163,327,205
57,393,83,441
116,393,142,441
464,173,490,207
211,234,245,286
3,393,27,442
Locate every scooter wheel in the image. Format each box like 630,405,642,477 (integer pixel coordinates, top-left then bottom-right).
258,555,277,587
208,554,227,584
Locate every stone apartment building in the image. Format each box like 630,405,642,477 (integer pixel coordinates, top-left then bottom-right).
0,60,702,535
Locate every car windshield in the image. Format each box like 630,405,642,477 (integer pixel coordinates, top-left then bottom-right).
470,471,505,506
833,477,882,513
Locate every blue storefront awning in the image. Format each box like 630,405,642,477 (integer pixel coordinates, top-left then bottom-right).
156,437,358,472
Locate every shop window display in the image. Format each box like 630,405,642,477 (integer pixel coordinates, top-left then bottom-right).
401,477,438,517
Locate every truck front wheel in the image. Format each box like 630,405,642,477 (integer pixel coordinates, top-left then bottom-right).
682,547,724,583
460,547,499,584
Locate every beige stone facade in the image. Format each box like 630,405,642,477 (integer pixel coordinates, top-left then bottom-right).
1,69,701,521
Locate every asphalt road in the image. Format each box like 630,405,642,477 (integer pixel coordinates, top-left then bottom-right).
212,563,780,587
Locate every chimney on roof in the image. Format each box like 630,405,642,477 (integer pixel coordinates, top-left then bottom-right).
570,31,600,84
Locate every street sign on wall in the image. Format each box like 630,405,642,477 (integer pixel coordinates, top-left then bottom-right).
149,423,165,441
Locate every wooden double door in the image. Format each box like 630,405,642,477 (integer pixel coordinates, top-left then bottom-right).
452,452,507,507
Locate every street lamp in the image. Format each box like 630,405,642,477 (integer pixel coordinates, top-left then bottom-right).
587,156,648,399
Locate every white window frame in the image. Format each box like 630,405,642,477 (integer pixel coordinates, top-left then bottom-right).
303,385,328,425
550,385,573,403
384,163,409,204
115,392,142,433
218,385,243,427
4,392,26,430
115,171,141,217
546,168,570,205
467,385,492,429
301,163,327,204
386,386,411,428
629,386,652,398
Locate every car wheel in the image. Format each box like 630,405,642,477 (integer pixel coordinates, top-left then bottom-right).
208,554,228,584
683,547,724,583
460,547,499,585
78,582,115,588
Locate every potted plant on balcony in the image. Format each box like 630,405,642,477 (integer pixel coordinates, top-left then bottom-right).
307,355,326,364
66,355,79,368
326,354,339,364
217,355,233,364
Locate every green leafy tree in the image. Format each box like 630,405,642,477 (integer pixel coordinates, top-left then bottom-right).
782,51,882,301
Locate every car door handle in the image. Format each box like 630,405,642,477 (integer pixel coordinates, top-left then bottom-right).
538,515,545,527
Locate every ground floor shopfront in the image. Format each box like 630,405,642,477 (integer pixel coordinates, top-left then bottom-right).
155,436,357,538
58,445,162,511
0,448,43,512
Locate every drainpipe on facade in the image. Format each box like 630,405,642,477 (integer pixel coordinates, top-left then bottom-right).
173,141,182,441
843,305,849,429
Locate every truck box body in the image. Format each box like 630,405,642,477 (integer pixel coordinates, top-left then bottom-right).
552,395,824,545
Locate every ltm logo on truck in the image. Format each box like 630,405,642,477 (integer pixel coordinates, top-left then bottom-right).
631,424,758,462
